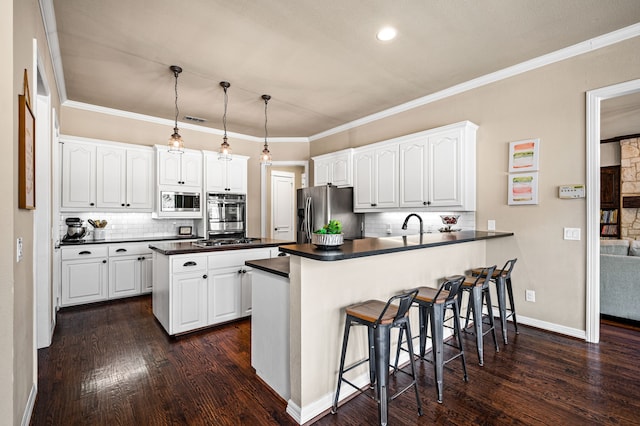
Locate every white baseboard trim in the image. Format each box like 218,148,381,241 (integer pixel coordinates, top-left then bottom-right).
490,307,586,340
21,383,37,426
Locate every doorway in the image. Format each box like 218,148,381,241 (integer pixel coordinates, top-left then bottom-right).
260,161,308,238
586,78,640,343
270,171,295,241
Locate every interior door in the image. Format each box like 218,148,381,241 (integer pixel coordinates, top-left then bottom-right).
271,171,295,241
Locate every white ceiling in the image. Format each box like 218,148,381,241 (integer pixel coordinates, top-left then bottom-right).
51,0,640,138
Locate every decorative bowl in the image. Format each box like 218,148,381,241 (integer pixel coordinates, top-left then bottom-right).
439,215,461,232
311,233,344,249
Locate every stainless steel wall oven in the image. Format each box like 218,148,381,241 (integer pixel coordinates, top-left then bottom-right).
207,193,246,238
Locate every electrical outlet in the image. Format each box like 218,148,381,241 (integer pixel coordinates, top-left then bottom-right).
16,237,23,262
487,220,496,231
525,289,536,302
386,224,392,234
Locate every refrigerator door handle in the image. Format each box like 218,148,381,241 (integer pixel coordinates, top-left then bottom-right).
305,196,312,241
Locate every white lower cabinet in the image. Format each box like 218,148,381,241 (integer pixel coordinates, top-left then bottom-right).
61,246,109,306
207,267,242,324
108,244,153,299
172,271,208,334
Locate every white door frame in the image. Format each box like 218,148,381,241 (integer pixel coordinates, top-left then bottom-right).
260,161,308,238
585,78,640,344
270,170,295,240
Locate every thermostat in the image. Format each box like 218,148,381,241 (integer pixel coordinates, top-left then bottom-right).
558,184,585,199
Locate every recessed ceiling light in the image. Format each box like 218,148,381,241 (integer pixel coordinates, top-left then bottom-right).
376,26,397,41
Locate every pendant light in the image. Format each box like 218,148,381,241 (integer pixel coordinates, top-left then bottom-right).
218,81,232,160
168,65,184,153
260,94,272,165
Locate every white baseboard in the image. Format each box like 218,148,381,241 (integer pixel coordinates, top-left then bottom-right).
21,382,37,426
490,307,586,340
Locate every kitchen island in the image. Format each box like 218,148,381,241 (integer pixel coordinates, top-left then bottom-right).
149,238,293,335
270,230,513,424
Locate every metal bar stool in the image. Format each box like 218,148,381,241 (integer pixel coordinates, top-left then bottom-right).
471,258,518,344
394,276,468,403
332,289,422,425
457,265,498,366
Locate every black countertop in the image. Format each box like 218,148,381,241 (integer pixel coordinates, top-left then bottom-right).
59,235,202,247
149,238,295,255
245,257,290,278
278,230,514,261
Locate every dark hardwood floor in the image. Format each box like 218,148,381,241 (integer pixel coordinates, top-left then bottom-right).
31,296,640,425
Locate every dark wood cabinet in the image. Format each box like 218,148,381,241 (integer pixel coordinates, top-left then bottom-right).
600,166,620,238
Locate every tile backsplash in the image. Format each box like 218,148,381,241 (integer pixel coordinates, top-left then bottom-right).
364,211,475,237
58,212,198,242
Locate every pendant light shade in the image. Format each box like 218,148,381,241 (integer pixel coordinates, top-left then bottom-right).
260,94,272,165
218,81,232,161
168,65,184,153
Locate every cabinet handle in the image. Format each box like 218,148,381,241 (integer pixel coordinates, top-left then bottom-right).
183,261,197,267
371,203,377,207
102,260,107,264
116,248,127,253
423,201,428,206
79,251,92,255
203,274,208,279
90,202,95,206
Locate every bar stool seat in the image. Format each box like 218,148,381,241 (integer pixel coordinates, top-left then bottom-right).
394,276,468,403
332,290,422,425
471,258,518,345
455,265,498,366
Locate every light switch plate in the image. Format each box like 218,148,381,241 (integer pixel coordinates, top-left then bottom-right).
563,227,581,240
487,220,496,231
16,237,23,262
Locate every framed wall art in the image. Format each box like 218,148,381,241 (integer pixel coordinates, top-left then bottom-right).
19,93,36,210
508,172,538,205
508,138,540,173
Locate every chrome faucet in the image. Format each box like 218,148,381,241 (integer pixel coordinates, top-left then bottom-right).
402,213,424,234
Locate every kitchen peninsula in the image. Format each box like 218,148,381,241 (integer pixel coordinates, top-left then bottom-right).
257,230,513,424
149,238,292,335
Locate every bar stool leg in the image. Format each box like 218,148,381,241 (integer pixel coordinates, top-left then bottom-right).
494,275,509,345
469,286,485,366
373,324,391,426
332,317,352,413
506,277,519,334
430,303,445,403
483,288,499,353
452,301,468,382
402,320,423,416
368,327,376,386
419,304,428,357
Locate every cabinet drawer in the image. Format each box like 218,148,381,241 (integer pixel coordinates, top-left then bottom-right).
172,256,207,274
109,244,152,257
207,248,272,270
62,246,109,260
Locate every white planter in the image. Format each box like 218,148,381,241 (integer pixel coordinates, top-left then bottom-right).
311,233,344,248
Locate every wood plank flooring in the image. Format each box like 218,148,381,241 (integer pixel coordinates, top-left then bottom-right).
31,296,640,425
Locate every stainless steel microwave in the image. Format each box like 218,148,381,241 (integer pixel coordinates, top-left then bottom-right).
161,191,201,212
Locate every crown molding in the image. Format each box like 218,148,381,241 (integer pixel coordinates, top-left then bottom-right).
39,0,67,103
309,23,640,141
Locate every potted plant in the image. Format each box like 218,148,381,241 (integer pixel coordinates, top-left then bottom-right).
312,219,344,248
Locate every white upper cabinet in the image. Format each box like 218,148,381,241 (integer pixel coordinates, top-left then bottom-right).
400,122,477,211
313,149,353,187
353,121,477,212
96,146,154,210
204,152,248,194
62,140,97,209
61,137,154,211
353,143,399,210
157,149,202,189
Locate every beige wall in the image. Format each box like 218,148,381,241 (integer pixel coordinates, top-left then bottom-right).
310,37,640,330
60,106,310,234
6,0,63,424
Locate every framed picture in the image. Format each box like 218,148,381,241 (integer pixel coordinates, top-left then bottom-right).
19,94,35,210
508,172,539,205
508,138,540,173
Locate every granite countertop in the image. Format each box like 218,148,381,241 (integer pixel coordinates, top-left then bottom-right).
59,235,202,247
245,257,290,278
278,230,514,261
149,238,295,255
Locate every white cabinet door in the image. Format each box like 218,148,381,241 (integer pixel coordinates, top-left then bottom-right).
314,160,331,187
108,255,141,299
353,149,375,209
226,157,248,193
96,146,126,209
172,273,208,334
207,267,242,324
127,149,154,210
312,149,353,187
428,130,463,207
61,257,108,306
331,155,351,187
399,139,428,208
61,141,97,209
141,255,153,293
375,145,399,208
181,151,203,188
157,150,183,186
241,268,253,317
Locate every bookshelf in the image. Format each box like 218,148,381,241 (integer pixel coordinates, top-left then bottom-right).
600,209,619,238
600,165,620,238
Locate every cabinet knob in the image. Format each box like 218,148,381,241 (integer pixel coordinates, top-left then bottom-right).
203,274,208,279
140,256,145,261
371,203,377,207
126,203,130,207
423,201,428,206
121,203,125,207
90,202,95,206
102,260,107,264
137,257,141,261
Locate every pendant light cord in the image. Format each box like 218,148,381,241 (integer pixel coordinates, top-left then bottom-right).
173,69,180,131
222,85,228,138
264,97,269,147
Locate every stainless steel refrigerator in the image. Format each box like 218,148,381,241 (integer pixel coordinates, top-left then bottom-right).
297,185,364,244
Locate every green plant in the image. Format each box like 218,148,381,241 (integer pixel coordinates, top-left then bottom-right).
314,219,342,234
